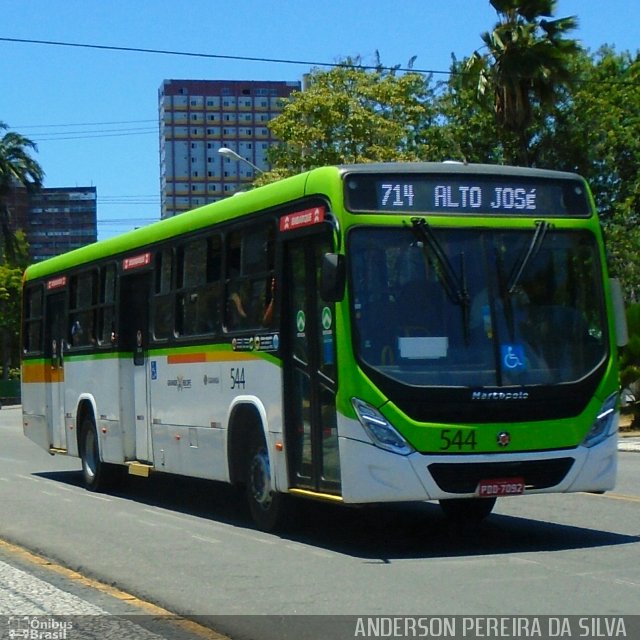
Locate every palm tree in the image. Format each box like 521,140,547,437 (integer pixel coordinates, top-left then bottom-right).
464,0,580,165
0,122,44,264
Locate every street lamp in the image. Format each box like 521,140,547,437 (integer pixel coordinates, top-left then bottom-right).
217,147,263,174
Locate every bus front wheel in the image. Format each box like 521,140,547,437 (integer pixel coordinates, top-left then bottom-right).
439,497,496,523
245,432,289,532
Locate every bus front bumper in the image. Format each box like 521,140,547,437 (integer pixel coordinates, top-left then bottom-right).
337,430,617,504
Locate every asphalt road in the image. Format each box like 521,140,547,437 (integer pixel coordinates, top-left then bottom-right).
1,405,639,640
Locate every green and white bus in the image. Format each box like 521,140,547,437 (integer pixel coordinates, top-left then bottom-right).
22,162,627,530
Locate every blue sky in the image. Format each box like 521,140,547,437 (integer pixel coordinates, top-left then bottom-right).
2,1,638,239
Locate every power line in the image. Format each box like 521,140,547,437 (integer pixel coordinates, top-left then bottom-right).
31,128,158,142
2,36,638,91
12,119,158,129
100,195,160,200
0,35,451,76
97,218,158,225
99,201,160,206
8,119,158,142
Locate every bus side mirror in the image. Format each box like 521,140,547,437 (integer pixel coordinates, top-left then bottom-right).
320,253,345,302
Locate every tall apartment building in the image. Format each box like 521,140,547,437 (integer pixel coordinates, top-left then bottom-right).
159,79,300,218
27,187,97,262
4,186,97,262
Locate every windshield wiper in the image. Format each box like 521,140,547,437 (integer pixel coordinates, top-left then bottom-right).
507,221,551,294
409,217,470,342
409,218,469,307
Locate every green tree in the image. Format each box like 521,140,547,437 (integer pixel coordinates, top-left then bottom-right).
258,57,443,184
0,230,28,380
0,122,44,264
436,56,503,164
536,47,640,300
620,304,640,425
463,0,580,165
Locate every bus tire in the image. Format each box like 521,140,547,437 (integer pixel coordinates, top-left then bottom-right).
79,416,122,492
245,430,289,532
439,497,496,523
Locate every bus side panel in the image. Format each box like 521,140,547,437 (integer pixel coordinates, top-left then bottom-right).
147,351,283,483
22,356,63,451
117,355,138,461
21,371,51,452
149,425,227,479
62,356,128,463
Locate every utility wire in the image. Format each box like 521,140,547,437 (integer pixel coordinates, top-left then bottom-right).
13,119,158,129
98,219,158,224
0,35,450,76
31,129,158,142
3,35,638,87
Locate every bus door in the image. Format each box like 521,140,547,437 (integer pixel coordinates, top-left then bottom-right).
119,273,153,462
44,292,67,450
282,233,341,496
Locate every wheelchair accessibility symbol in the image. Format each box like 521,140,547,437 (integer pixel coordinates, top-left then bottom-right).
501,344,526,371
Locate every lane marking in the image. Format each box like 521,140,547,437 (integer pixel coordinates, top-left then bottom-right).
191,535,221,545
18,475,42,482
583,491,640,504
82,493,112,502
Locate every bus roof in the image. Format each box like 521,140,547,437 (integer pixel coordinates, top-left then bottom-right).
24,162,587,282
336,162,585,181
24,168,324,282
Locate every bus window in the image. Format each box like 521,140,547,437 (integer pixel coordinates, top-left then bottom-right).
225,223,275,331
349,227,606,388
153,248,174,340
97,264,116,346
176,235,222,336
69,271,97,348
23,285,44,354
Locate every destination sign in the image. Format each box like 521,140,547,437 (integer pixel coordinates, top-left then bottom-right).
344,173,590,217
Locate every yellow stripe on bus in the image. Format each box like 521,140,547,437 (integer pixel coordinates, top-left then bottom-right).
22,363,64,384
167,351,260,364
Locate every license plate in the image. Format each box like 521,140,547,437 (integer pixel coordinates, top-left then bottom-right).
477,477,525,497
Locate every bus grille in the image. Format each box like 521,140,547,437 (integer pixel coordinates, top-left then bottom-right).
428,458,575,494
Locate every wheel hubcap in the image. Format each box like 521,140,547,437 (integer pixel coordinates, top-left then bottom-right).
84,429,97,479
249,448,272,510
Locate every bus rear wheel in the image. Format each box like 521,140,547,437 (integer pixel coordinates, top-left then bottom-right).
245,432,289,532
439,497,496,523
79,416,122,492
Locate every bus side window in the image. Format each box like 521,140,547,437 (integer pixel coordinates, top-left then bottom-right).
97,264,116,345
176,235,222,336
69,271,97,348
24,285,44,354
153,248,174,340
225,223,275,331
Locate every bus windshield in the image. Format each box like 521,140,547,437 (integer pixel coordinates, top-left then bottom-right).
349,226,607,388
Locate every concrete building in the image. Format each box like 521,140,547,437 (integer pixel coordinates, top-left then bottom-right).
159,79,300,218
26,187,97,262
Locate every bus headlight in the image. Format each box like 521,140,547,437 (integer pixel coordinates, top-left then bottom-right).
351,398,414,456
582,393,619,448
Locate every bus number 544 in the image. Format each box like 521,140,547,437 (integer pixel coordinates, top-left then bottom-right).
439,429,477,451
230,367,246,390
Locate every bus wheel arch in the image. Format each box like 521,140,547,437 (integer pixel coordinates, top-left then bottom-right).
227,402,265,486
77,402,122,492
227,401,290,531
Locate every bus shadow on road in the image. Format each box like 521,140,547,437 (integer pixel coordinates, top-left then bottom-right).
291,499,640,561
35,469,640,561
